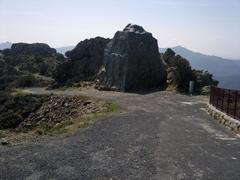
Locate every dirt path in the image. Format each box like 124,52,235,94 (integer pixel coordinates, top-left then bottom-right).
1,88,240,180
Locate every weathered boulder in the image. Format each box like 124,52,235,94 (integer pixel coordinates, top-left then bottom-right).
163,48,194,92
101,24,166,91
166,67,177,87
54,37,110,85
162,48,176,65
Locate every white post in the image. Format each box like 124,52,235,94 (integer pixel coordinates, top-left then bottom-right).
189,81,194,95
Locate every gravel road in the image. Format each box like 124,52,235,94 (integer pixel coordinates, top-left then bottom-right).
0,88,240,180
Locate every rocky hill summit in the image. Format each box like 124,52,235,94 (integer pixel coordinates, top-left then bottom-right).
4,43,57,56
0,43,65,90
20,23,215,94
123,23,147,34
101,24,166,91
53,24,216,93
2,43,64,77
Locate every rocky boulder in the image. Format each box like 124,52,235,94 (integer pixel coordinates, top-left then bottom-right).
163,48,194,92
54,37,110,85
101,24,166,91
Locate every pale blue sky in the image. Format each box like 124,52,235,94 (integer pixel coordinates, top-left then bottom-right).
0,0,240,59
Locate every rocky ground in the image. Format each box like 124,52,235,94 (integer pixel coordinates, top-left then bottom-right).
18,95,105,131
0,88,240,179
0,92,114,144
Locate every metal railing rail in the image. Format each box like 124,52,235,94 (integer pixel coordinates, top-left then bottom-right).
210,86,240,120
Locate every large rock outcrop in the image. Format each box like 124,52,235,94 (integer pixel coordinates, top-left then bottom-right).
4,43,57,56
162,48,218,93
2,43,64,77
163,48,194,92
54,37,110,85
101,24,166,91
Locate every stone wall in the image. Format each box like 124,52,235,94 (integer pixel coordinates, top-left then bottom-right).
206,104,240,134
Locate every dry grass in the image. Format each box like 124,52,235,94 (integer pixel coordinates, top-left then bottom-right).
0,101,119,145
37,102,119,136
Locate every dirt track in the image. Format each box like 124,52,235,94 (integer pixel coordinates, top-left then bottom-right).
0,88,240,180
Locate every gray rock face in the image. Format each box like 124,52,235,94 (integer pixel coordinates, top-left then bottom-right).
101,24,166,91
123,24,147,34
163,49,194,92
54,37,110,85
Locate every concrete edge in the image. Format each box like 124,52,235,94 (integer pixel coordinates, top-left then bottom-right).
206,104,240,134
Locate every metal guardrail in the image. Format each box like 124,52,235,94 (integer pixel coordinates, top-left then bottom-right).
210,86,240,120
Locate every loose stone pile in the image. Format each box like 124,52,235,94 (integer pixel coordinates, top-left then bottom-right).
17,95,106,131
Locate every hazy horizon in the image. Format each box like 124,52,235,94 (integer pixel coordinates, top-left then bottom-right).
1,0,240,59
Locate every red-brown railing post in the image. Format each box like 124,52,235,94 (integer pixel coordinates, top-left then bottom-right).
227,89,230,115
221,89,224,111
234,91,238,119
210,87,239,121
212,86,215,105
238,92,239,120
210,86,212,104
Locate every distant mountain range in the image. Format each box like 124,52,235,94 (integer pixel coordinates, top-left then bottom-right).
160,46,240,90
0,42,12,50
56,46,74,55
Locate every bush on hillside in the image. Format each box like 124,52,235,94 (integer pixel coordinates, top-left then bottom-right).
0,92,49,129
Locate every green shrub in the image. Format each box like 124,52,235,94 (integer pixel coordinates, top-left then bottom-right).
17,75,38,87
0,92,49,129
